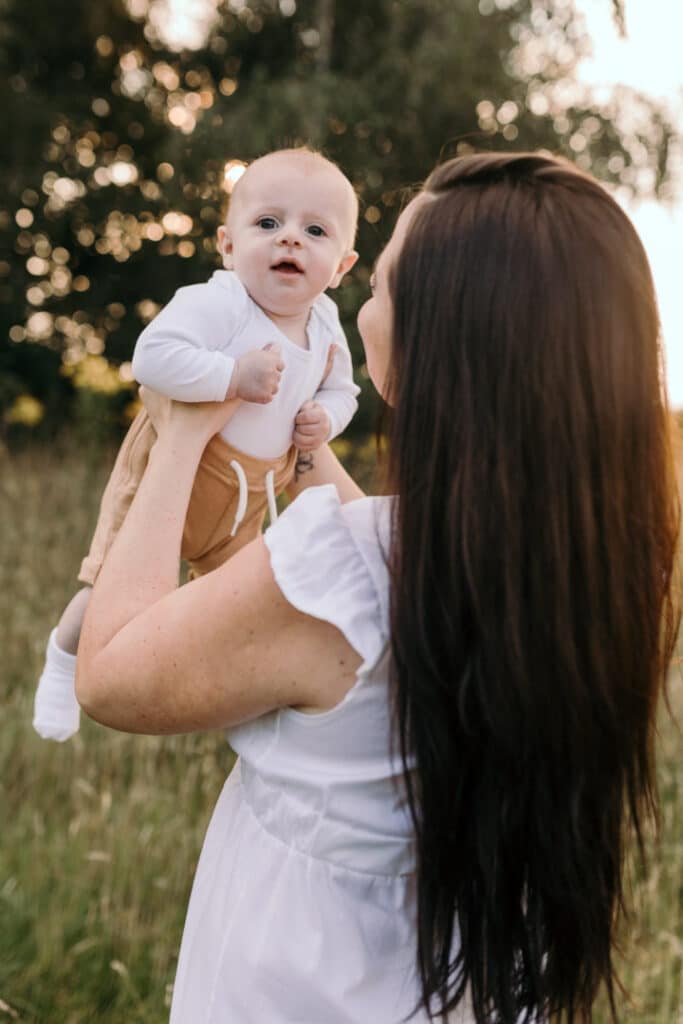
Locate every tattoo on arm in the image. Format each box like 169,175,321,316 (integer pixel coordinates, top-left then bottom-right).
295,452,315,481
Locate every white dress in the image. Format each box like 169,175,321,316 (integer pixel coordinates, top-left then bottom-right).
169,485,473,1024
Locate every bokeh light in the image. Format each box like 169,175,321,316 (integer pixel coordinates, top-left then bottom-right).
223,160,247,193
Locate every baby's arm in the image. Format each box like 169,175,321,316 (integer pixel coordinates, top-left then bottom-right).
132,287,237,402
292,323,360,452
311,335,360,441
132,285,282,404
292,340,347,452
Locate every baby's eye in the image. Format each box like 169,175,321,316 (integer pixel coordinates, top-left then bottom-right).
369,273,377,293
257,216,279,230
306,224,326,238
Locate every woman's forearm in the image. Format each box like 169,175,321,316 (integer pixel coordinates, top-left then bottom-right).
288,443,365,504
79,426,204,660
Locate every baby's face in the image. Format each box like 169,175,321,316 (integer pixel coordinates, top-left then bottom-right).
217,153,358,318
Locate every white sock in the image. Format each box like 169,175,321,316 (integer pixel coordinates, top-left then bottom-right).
33,628,80,742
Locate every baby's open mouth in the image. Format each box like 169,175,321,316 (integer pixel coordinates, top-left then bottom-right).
271,259,303,275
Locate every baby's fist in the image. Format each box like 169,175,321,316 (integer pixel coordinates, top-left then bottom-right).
293,400,331,453
229,344,284,404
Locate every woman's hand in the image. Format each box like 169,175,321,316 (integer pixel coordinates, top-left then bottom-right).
140,386,242,449
139,385,171,433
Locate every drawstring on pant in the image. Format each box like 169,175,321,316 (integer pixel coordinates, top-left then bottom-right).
229,460,248,537
265,469,278,527
229,460,279,538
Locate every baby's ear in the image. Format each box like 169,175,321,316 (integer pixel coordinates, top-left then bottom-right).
329,250,359,289
217,225,234,270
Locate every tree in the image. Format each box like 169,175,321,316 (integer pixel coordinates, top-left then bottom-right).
0,0,675,437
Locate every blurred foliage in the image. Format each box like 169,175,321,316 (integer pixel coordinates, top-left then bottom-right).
0,0,676,440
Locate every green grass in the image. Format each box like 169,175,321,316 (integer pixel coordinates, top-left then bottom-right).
0,438,681,1023
1,438,232,1023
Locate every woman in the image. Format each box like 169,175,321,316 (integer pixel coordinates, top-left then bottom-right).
77,153,679,1023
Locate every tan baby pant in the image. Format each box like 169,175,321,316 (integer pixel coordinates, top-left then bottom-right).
78,409,297,585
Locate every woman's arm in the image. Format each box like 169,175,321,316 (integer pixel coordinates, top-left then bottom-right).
288,443,366,504
76,393,361,734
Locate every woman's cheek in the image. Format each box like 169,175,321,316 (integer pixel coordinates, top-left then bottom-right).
357,301,375,366
357,299,368,339
357,298,380,355
358,298,390,399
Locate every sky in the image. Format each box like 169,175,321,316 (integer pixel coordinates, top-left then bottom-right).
573,0,683,406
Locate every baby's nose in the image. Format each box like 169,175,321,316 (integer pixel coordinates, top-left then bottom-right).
276,224,303,247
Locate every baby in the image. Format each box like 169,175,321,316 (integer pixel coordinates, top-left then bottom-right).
33,147,360,742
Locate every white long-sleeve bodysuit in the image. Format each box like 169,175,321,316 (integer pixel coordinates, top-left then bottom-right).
131,270,359,459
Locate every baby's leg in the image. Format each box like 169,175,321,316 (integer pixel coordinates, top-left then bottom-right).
33,410,155,742
33,587,92,741
56,586,92,654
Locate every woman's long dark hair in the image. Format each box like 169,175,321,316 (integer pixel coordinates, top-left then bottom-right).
386,153,680,1022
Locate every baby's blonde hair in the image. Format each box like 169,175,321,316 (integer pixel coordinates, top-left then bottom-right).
226,147,358,250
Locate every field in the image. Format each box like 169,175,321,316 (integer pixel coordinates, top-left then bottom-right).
0,437,681,1023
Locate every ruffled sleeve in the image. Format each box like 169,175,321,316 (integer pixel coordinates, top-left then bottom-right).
263,484,390,674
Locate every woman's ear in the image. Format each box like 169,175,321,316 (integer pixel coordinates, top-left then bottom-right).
329,250,359,288
217,225,234,270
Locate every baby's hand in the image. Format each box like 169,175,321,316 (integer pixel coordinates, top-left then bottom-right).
293,400,331,453
229,343,284,404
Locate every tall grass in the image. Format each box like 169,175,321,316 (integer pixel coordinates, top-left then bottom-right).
0,438,681,1022
1,437,232,1023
